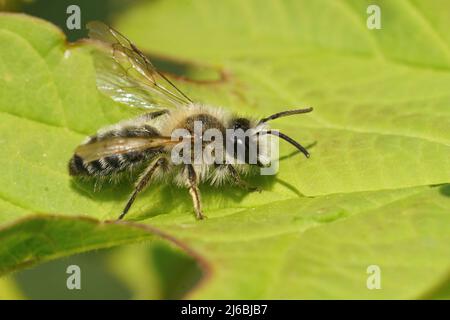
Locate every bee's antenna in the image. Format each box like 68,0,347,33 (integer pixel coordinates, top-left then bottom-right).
259,107,313,124
258,130,310,158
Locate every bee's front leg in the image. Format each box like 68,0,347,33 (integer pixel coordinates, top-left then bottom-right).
228,165,262,193
186,164,206,220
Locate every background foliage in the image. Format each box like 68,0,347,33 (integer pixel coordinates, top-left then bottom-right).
0,0,449,299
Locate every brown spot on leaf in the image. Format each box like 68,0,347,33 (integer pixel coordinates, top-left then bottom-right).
146,52,230,85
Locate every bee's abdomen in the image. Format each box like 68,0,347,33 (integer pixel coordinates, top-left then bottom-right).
69,151,161,177
88,125,161,142
69,154,90,176
69,125,163,177
68,154,127,176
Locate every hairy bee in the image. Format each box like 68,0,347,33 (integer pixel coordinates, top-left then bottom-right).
69,21,313,220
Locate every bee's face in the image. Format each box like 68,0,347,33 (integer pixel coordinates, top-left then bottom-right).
227,117,268,165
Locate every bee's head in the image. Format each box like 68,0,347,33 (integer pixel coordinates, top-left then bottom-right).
231,117,252,132
227,108,313,166
226,117,258,164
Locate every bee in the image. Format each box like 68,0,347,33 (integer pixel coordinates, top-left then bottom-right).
68,21,313,220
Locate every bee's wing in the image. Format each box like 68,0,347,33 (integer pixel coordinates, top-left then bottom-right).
75,136,176,162
87,21,193,111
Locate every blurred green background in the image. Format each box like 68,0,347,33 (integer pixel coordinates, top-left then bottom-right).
1,0,140,41
1,239,203,300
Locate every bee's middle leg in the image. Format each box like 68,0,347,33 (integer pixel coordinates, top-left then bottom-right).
118,157,165,220
186,164,205,220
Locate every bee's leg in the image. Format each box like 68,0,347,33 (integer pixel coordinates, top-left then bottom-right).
186,164,205,220
228,165,262,193
118,158,165,220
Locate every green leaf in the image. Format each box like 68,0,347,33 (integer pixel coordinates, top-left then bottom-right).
0,275,24,300
0,0,450,299
107,241,203,300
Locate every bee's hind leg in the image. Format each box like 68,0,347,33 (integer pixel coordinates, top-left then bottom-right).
228,165,262,193
186,164,205,220
118,158,165,220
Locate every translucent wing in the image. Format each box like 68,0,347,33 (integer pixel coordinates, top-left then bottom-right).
75,136,177,162
87,21,193,110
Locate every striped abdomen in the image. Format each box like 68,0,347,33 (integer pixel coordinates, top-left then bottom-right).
69,125,164,177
